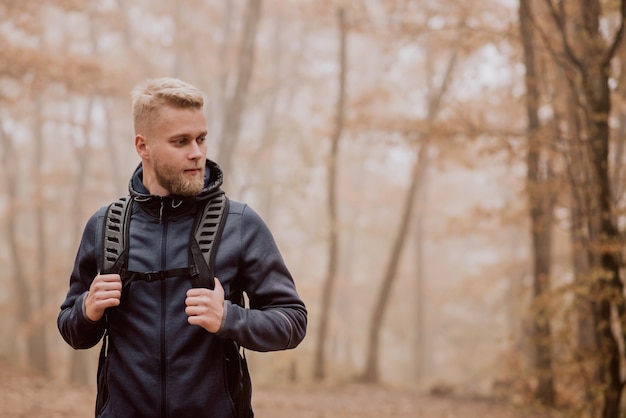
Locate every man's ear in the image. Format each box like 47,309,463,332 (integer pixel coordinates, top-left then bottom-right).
135,134,149,159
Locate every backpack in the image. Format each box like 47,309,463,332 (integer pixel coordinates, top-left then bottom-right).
96,191,253,417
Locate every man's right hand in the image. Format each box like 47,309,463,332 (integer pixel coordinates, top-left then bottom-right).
84,273,122,322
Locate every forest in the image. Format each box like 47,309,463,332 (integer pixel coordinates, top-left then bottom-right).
2,0,626,417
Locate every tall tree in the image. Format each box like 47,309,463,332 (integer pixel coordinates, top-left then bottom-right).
362,44,459,383
314,7,348,381
556,63,598,409
218,0,262,178
519,0,556,406
0,110,31,365
32,88,50,377
536,0,626,415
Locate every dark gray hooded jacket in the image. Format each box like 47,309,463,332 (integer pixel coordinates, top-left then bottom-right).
58,159,307,417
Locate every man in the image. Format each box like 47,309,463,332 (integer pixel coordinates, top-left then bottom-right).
58,77,307,417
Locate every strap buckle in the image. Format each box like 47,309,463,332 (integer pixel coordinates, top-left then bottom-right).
144,271,166,282
189,264,199,278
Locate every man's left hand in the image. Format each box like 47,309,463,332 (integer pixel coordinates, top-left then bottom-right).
185,278,225,333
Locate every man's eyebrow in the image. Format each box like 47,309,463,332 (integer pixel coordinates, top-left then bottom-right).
168,130,207,140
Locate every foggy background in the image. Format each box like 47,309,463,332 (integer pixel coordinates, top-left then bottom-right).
2,1,626,416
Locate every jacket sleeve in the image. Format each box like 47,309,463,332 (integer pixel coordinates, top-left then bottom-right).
57,209,107,349
217,204,307,352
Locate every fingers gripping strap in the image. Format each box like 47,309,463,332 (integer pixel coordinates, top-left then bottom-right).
101,196,133,275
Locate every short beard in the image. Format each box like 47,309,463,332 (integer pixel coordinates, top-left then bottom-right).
154,163,205,197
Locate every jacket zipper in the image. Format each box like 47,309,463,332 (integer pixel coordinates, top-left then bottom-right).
160,206,168,418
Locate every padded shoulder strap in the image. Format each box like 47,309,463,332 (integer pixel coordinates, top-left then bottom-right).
189,192,230,289
101,195,133,275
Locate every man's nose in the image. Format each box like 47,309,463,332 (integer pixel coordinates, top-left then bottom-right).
189,141,204,159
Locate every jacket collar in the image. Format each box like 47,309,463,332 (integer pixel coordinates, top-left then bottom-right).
128,159,224,219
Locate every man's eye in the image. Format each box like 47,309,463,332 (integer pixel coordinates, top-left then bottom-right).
197,137,206,144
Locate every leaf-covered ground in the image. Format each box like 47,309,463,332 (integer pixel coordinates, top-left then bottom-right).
0,363,563,417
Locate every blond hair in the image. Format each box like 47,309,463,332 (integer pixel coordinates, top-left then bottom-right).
131,77,204,134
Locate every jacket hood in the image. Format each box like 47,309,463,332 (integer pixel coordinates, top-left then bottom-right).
128,158,224,219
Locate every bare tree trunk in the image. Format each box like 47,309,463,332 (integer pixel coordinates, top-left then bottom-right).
0,111,32,366
172,0,183,77
576,6,625,417
104,99,123,190
586,67,625,418
0,98,50,376
314,7,347,381
413,153,429,383
539,0,626,414
31,93,50,377
361,47,459,383
519,0,555,406
217,0,262,178
558,67,599,410
215,0,235,125
611,111,626,203
243,8,285,217
361,140,428,383
114,0,154,76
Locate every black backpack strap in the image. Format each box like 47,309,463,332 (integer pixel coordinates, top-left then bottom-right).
101,195,133,275
189,192,230,289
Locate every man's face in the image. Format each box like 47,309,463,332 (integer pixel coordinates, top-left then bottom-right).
140,105,208,196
